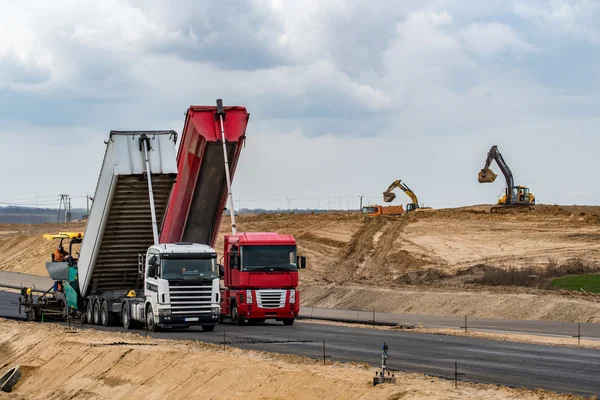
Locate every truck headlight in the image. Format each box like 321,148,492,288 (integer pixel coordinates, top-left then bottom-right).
158,308,171,316
246,289,253,304
289,289,296,304
212,306,220,314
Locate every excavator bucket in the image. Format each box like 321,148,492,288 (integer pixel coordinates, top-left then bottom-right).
478,168,497,183
383,192,396,202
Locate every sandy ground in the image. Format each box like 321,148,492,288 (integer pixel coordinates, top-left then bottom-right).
0,222,85,276
301,283,600,323
0,319,587,400
401,213,600,272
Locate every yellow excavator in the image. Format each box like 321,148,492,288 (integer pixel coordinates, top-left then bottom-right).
383,180,432,213
478,145,535,213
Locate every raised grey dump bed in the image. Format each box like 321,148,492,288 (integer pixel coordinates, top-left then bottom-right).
76,131,178,297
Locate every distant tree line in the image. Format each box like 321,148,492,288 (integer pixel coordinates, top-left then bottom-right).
0,206,87,224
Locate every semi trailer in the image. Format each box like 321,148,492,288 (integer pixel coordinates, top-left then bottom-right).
19,131,220,331
160,100,306,326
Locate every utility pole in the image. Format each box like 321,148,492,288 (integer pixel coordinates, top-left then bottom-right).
66,196,72,223
58,194,69,223
359,195,364,210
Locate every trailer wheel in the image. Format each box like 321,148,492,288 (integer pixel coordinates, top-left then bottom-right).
122,302,132,330
86,299,93,324
92,299,101,325
145,305,157,332
201,325,215,332
100,299,110,327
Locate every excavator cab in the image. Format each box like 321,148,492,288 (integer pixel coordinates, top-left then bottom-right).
405,203,418,213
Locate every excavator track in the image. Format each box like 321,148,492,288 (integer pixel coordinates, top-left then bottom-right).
490,205,534,214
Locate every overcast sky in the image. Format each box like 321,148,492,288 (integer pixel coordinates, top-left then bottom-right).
1,0,599,210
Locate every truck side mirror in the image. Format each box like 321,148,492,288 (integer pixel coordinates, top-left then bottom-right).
230,248,239,269
147,263,156,278
298,256,306,269
218,264,224,278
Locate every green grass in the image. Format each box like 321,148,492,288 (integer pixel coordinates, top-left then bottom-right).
551,274,600,293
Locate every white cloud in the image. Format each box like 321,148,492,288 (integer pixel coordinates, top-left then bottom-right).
462,23,536,57
514,0,600,43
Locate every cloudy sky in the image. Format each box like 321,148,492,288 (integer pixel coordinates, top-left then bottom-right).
1,0,599,210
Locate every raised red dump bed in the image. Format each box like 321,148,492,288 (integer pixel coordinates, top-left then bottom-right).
159,105,249,247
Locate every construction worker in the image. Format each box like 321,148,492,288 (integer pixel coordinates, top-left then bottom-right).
53,245,68,262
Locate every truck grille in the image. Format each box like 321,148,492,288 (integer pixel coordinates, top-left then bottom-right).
168,283,213,315
256,289,286,309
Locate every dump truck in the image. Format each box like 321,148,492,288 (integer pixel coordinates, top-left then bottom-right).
478,145,535,213
19,131,221,332
362,204,405,216
160,100,306,326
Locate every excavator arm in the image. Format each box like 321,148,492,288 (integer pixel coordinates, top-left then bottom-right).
383,180,419,205
478,145,515,203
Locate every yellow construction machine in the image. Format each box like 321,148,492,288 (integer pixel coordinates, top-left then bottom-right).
478,145,535,213
382,180,433,213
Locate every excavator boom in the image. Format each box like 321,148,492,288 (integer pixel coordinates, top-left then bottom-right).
382,180,419,205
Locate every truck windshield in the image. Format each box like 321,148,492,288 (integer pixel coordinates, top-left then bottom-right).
161,258,218,280
362,207,377,213
241,245,297,272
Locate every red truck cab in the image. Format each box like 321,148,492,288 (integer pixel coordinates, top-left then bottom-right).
220,232,306,325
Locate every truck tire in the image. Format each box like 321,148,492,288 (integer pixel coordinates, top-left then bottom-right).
201,325,215,332
86,299,93,324
100,299,109,327
145,304,157,332
0,364,21,393
282,318,295,326
231,302,244,325
92,299,101,325
122,302,132,330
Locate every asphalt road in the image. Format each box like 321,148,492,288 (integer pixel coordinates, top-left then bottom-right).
0,271,54,292
1,290,599,396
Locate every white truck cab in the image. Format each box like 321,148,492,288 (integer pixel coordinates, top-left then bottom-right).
124,242,220,332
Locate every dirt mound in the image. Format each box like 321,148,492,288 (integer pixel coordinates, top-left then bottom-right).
328,215,427,284
0,222,85,276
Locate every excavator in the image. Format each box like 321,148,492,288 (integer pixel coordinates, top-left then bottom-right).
478,145,535,213
382,180,432,213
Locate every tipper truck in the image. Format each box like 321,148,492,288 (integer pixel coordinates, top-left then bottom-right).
160,100,306,326
19,131,221,332
362,204,405,216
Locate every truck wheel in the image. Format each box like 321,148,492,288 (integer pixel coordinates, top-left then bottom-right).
231,303,244,325
201,325,215,332
122,303,132,330
86,299,93,324
145,305,157,332
92,299,101,325
26,308,36,322
100,299,109,327
282,318,295,326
